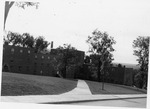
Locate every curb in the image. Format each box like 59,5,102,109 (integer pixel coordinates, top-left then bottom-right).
41,95,147,104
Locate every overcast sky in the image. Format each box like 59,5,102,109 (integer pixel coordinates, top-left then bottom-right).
4,0,150,64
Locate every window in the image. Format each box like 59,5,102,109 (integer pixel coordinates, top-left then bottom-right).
10,66,13,71
20,49,23,53
28,50,30,54
47,63,50,67
18,66,22,72
42,56,44,59
35,55,37,59
34,70,36,74
11,48,14,54
27,58,30,63
10,59,14,63
3,64,9,72
48,57,50,59
10,57,14,63
26,66,30,71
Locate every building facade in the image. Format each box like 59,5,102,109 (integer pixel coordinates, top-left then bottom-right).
2,45,133,86
2,45,85,78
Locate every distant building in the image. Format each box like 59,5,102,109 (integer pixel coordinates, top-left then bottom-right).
104,66,133,86
82,59,133,86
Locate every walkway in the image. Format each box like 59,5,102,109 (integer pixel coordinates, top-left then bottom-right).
62,80,92,95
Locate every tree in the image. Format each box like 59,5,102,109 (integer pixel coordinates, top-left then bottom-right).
86,29,116,84
133,36,149,89
55,44,77,78
133,36,149,72
4,31,35,48
34,36,50,53
4,31,50,53
84,55,91,63
3,31,22,46
22,33,35,48
4,1,39,30
118,63,123,68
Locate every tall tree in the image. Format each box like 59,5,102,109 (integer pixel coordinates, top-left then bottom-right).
3,31,22,46
22,33,35,48
133,36,149,72
133,36,149,89
86,29,116,83
4,1,39,30
55,44,77,78
34,36,50,53
4,31,50,53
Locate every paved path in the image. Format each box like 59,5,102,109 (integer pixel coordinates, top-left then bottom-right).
61,80,92,95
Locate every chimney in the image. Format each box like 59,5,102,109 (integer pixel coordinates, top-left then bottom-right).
51,41,53,49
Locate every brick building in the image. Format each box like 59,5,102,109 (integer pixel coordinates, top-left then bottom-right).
79,63,133,86
2,45,85,78
2,45,133,86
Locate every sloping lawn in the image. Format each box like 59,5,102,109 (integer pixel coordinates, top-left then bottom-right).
85,80,147,94
1,72,77,96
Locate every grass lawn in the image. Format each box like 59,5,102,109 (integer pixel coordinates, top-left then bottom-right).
1,72,77,96
85,80,147,94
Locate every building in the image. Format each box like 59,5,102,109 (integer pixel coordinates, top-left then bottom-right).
2,45,133,86
2,45,85,78
80,63,133,86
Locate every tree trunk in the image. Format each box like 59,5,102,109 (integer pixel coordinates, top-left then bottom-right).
63,58,67,78
4,1,14,30
63,65,67,78
97,60,101,82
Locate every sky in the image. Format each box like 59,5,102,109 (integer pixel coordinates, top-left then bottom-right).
4,0,150,64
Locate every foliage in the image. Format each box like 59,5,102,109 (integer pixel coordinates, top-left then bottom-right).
22,33,35,48
134,71,148,89
86,29,116,64
54,44,77,77
133,36,149,89
3,31,50,53
84,55,91,63
57,44,77,65
118,63,123,68
3,31,22,46
133,36,149,72
86,29,116,81
15,2,39,9
4,1,39,30
34,36,50,53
